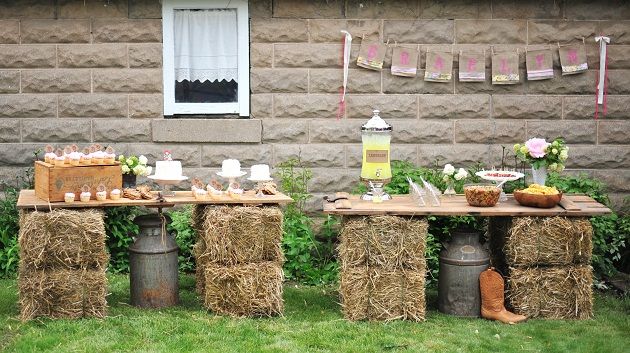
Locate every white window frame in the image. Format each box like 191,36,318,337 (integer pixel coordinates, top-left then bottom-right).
162,0,250,116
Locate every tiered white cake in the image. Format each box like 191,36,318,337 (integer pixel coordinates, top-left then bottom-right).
250,164,271,180
154,160,183,179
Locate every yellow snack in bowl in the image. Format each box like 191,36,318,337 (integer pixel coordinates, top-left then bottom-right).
521,184,559,195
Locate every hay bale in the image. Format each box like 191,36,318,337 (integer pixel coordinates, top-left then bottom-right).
19,209,109,271
506,217,592,266
192,205,208,296
339,216,427,270
203,262,284,317
340,266,426,321
18,268,107,321
199,206,284,265
508,265,593,319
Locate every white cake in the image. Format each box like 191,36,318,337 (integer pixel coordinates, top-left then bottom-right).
250,164,271,180
154,160,183,179
221,159,241,175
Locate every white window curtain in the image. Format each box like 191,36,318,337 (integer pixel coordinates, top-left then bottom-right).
173,9,238,83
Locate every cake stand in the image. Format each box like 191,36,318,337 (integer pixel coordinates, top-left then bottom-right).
217,171,247,187
475,170,524,202
248,176,273,198
147,175,188,197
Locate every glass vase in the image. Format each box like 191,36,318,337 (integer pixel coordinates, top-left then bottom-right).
122,174,137,189
443,180,457,196
531,166,548,186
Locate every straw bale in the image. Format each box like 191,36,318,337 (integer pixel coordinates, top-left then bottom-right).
508,265,593,319
339,216,428,270
199,206,284,265
489,217,592,267
340,266,426,321
19,209,109,271
203,262,284,317
18,268,107,321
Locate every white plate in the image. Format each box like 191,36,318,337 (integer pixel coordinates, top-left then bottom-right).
216,171,247,178
147,175,189,182
476,170,524,182
247,177,273,182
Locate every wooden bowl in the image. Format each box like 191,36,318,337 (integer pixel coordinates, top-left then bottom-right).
513,190,563,208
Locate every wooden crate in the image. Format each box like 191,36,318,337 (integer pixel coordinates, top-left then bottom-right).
34,161,122,202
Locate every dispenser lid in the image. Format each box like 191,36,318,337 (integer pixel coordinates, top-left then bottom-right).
362,110,392,132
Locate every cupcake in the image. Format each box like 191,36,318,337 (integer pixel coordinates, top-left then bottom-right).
110,189,121,200
80,147,91,165
69,152,81,166
191,185,199,197
44,145,56,164
80,191,91,202
63,146,73,165
96,190,107,201
92,150,105,165
194,189,208,200
54,155,65,167
227,182,243,200
104,146,116,164
64,192,75,203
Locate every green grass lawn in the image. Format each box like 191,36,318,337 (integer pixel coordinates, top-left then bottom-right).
0,275,628,353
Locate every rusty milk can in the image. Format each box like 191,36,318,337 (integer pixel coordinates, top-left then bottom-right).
438,228,489,317
129,214,179,308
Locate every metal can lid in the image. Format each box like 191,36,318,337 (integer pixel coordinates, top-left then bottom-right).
362,109,392,131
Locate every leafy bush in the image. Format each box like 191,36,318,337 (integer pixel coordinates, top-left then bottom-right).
0,162,37,278
0,188,20,278
277,158,338,285
167,206,196,273
104,207,140,273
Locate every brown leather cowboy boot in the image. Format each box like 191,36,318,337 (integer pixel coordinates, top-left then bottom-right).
480,268,527,324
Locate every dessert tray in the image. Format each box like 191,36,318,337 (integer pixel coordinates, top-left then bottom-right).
147,175,188,196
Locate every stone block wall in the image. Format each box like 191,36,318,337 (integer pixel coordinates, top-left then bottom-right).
0,0,628,211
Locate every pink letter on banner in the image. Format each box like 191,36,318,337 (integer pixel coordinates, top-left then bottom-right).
434,55,444,70
567,49,578,64
535,54,544,69
367,45,378,60
400,51,409,65
467,58,477,72
499,58,510,74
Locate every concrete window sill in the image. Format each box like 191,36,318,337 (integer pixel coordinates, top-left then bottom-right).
152,119,261,143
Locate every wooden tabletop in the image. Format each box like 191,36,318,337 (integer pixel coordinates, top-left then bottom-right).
17,190,293,209
323,194,612,217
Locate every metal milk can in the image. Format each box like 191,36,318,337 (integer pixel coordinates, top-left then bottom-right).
437,228,489,317
129,214,179,308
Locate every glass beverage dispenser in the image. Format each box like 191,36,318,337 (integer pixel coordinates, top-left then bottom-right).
360,110,392,201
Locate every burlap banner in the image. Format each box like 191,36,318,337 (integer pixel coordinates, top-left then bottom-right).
458,51,486,82
526,48,554,80
492,51,520,85
424,50,453,82
391,46,418,77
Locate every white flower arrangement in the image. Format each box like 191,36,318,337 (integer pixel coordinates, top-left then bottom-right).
118,154,152,176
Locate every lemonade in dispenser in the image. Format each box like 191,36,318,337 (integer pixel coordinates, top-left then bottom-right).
360,110,392,201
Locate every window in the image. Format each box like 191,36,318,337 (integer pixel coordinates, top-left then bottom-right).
162,0,249,116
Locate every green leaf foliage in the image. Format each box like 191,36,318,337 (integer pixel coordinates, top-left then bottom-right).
167,206,196,273
104,207,140,273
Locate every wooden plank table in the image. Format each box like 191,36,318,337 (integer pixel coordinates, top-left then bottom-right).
17,189,293,209
323,194,611,217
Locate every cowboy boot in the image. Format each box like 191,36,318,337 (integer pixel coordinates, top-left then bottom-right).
480,268,527,324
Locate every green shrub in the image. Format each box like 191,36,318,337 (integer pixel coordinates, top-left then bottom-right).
167,206,196,273
104,207,140,273
278,158,338,285
0,188,20,278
